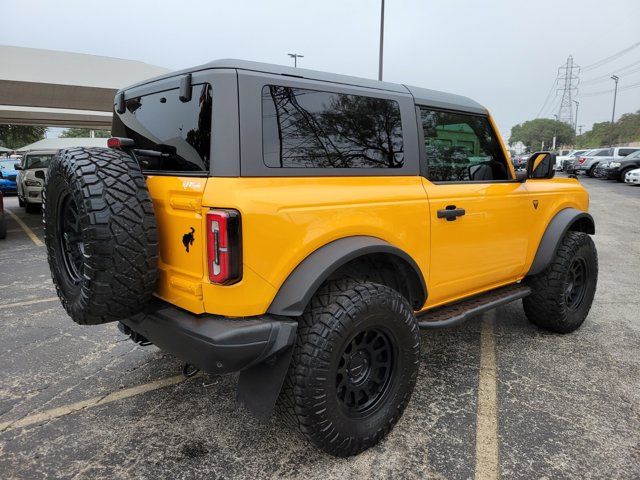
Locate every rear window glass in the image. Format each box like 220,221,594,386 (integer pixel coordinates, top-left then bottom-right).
112,84,212,172
0,160,15,170
24,154,54,169
261,85,404,168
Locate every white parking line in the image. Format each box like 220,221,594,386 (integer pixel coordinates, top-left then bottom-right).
0,297,59,310
5,209,44,247
475,311,500,480
0,374,189,432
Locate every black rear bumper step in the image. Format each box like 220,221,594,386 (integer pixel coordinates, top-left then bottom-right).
121,298,297,375
418,283,531,329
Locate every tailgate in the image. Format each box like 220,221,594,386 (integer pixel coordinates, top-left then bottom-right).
146,176,208,313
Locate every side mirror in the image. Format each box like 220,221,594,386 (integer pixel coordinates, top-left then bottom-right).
527,151,556,179
14,163,22,170
35,170,46,180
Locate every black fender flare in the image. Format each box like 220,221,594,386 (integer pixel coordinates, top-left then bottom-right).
527,208,595,276
267,236,427,316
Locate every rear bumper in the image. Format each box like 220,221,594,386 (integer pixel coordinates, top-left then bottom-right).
121,298,297,375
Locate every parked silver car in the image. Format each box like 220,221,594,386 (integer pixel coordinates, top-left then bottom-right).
555,149,589,171
574,147,640,177
16,149,57,213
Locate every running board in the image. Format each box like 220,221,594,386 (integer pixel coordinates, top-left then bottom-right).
418,283,531,329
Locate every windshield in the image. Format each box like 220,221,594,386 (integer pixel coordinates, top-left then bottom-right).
625,150,640,160
25,154,54,169
0,160,16,171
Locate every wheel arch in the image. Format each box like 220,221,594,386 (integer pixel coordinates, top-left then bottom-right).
527,208,595,276
267,236,427,316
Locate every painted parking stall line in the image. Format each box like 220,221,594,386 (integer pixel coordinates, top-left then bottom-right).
5,208,44,247
0,374,193,432
475,311,500,480
0,296,59,310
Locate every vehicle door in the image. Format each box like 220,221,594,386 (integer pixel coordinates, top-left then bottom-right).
418,106,531,307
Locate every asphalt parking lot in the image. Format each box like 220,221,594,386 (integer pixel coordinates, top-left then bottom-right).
1,176,639,479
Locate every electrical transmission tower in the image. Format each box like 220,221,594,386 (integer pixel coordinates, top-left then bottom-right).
557,55,580,125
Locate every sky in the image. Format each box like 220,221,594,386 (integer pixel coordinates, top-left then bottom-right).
1,0,639,142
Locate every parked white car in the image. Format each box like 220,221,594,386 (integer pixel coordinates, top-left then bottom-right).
16,150,57,213
624,167,640,185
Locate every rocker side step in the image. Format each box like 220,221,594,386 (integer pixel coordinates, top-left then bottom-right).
418,283,531,329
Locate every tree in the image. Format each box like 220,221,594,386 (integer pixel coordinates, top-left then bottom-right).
0,125,47,150
61,128,111,138
509,119,575,151
576,110,640,148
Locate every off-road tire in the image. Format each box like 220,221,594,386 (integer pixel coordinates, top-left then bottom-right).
18,196,25,207
43,147,158,325
524,231,597,333
278,279,420,457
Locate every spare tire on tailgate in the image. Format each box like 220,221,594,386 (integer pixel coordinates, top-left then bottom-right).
43,147,159,325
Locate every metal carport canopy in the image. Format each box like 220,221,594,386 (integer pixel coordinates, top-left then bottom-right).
0,45,169,129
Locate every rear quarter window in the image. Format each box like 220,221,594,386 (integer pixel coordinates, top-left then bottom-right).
261,85,404,168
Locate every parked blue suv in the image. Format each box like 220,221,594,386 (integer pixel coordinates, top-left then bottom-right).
0,159,18,193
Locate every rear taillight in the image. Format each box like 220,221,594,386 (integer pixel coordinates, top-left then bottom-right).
107,137,134,149
578,157,586,164
206,209,242,285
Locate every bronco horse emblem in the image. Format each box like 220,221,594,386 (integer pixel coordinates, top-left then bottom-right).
182,227,195,252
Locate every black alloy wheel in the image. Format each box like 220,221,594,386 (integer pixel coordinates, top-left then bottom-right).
336,327,395,416
57,194,85,284
564,257,587,311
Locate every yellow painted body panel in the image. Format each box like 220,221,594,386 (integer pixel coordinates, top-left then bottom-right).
201,176,430,316
145,175,209,314
144,167,588,318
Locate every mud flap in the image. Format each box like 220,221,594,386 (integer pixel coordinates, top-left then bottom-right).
237,345,295,420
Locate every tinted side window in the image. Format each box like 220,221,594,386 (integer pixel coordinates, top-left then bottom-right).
596,149,612,156
112,84,212,172
419,108,510,182
262,86,404,168
618,148,637,156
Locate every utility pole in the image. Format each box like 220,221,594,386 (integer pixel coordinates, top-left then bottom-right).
578,125,584,136
378,0,385,81
287,53,304,68
573,100,579,134
610,75,619,145
557,55,580,126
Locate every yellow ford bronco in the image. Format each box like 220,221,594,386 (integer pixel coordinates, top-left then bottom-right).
43,60,597,457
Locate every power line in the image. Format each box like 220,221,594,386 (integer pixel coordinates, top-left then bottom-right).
582,41,640,72
579,81,640,98
581,60,640,85
536,78,559,117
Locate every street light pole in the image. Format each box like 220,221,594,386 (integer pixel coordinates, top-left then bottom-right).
610,75,619,146
573,100,579,135
378,0,385,81
287,53,304,68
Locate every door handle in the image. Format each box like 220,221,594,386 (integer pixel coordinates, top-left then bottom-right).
437,205,466,221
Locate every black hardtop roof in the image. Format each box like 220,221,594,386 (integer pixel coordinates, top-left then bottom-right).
120,58,487,114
